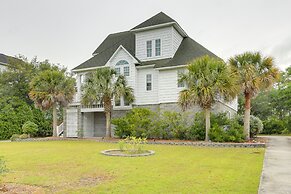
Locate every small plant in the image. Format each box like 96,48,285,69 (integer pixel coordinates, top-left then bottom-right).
10,134,21,141
0,157,8,175
19,134,29,139
118,136,147,154
22,121,38,137
118,139,126,151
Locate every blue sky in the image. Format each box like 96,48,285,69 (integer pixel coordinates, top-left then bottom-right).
1,0,290,70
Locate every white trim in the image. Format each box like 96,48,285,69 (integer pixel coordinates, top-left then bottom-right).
72,66,105,73
136,64,155,69
156,65,187,70
131,22,188,37
106,45,138,66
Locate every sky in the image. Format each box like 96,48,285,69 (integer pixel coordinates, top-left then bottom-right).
1,0,291,71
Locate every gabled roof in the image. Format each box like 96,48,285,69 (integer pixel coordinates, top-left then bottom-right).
73,31,138,71
131,12,176,30
0,53,9,65
73,12,218,71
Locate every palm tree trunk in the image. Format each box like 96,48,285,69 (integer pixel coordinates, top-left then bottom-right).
52,103,58,137
104,96,112,138
105,111,111,138
205,108,211,141
244,92,251,140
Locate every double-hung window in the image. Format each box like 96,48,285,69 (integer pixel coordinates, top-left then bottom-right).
146,74,152,91
146,40,152,57
155,39,161,56
115,67,121,76
124,66,130,76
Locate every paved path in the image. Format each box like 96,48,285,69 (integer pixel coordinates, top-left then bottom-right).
259,136,291,194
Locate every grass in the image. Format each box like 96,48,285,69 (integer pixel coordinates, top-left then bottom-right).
0,141,264,193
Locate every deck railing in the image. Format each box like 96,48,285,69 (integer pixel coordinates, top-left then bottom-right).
81,104,104,109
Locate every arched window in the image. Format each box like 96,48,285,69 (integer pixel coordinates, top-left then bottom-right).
116,60,129,66
115,60,130,76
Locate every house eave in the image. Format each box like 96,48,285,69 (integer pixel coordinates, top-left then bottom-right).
131,22,188,37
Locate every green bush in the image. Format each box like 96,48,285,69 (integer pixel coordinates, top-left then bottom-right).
118,136,147,154
112,108,158,138
187,123,205,141
262,117,286,134
22,121,38,137
209,124,225,142
159,111,189,139
236,115,263,137
0,97,52,140
209,120,244,143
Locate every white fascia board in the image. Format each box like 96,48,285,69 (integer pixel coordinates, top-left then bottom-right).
105,45,139,67
156,65,187,70
131,22,188,37
72,65,105,73
131,22,176,32
136,64,155,69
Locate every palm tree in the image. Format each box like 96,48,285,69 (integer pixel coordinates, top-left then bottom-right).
178,55,239,141
81,67,134,138
29,70,76,137
229,52,280,140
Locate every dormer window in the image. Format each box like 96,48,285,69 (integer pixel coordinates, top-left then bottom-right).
146,40,152,57
155,39,161,56
115,60,130,76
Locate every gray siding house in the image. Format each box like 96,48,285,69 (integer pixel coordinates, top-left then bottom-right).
64,12,238,138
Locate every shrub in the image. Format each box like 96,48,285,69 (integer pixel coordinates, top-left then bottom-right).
159,111,189,139
209,120,244,143
281,129,290,135
22,121,38,137
10,134,20,141
112,108,158,138
236,115,263,137
187,123,205,141
262,118,286,134
209,124,225,142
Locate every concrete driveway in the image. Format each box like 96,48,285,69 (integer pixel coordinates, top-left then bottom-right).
259,136,291,194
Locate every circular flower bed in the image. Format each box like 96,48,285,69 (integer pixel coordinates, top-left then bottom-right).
101,149,155,157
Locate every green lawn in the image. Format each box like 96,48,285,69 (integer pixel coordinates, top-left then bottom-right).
0,141,264,193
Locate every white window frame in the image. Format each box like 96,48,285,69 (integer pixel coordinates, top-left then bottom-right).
124,66,130,76
146,74,152,91
115,67,121,76
146,40,152,57
155,39,161,56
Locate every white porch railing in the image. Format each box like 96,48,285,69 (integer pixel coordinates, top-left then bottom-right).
57,123,64,137
81,104,104,109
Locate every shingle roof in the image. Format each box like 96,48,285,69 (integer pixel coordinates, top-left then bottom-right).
155,37,218,68
131,12,176,30
73,12,219,71
0,53,9,65
73,31,137,70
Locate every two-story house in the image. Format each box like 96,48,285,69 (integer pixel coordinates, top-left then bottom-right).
64,12,238,138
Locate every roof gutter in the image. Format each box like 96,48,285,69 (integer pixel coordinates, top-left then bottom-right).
155,64,187,70
72,66,105,73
